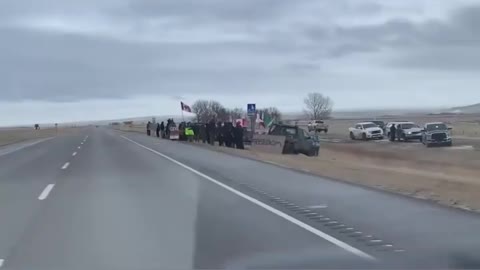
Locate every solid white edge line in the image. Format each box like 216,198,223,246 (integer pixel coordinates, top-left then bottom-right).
61,162,70,170
120,135,375,261
0,137,54,157
72,152,77,156
38,184,55,200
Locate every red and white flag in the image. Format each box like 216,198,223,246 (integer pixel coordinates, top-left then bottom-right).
181,102,192,112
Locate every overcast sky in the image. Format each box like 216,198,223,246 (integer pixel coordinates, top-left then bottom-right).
1,0,480,125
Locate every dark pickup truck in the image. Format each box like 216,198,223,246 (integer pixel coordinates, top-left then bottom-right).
421,122,452,147
268,124,319,156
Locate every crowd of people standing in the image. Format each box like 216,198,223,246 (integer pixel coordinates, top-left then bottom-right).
145,118,245,149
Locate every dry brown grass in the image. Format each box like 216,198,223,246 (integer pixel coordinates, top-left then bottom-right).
186,140,480,212
0,127,82,146
318,114,480,138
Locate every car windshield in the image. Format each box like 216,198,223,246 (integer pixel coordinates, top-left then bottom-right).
2,1,480,269
362,123,377,128
427,124,447,131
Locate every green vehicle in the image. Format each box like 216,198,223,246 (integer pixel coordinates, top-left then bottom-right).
268,124,319,156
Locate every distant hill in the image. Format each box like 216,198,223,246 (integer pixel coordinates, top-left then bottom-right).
451,103,480,113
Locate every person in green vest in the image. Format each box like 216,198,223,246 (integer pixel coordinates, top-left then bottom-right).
185,126,195,142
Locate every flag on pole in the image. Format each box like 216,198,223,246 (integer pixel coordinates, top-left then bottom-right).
181,102,192,112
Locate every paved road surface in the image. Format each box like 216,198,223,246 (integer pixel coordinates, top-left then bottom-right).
1,127,480,269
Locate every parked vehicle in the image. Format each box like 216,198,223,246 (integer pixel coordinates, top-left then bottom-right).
421,122,452,147
269,124,319,156
307,120,329,133
369,120,385,130
384,121,409,137
349,122,384,140
395,122,423,141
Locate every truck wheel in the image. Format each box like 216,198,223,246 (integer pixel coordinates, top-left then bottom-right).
362,133,367,141
426,143,431,148
447,141,452,147
308,148,317,157
324,129,328,133
350,132,355,140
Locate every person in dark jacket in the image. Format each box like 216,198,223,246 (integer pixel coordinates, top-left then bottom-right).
192,124,200,142
207,119,216,145
390,124,396,142
233,122,245,149
160,121,165,138
199,123,207,143
224,122,234,147
217,122,224,146
156,123,161,137
146,121,152,136
165,119,171,138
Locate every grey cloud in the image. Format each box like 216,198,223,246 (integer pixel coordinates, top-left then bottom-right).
328,43,379,58
1,0,479,104
302,4,480,70
123,0,293,24
0,25,298,102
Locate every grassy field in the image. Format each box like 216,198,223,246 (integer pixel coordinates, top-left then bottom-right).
0,127,80,146
314,114,480,138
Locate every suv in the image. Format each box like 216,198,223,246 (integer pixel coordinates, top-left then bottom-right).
396,122,423,141
269,124,319,156
307,120,329,133
422,122,452,147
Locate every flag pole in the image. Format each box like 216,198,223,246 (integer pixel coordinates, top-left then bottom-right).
181,102,185,122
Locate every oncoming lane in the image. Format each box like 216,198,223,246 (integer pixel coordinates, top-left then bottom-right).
0,130,90,267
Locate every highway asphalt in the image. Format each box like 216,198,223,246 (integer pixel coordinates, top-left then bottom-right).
1,127,480,269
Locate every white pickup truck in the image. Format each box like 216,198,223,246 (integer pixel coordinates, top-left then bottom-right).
349,122,384,140
307,120,329,133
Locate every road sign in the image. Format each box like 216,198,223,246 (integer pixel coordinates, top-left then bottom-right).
247,103,256,116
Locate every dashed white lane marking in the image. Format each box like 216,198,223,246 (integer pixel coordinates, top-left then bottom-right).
61,162,70,170
121,135,375,261
80,142,84,145
38,184,55,200
309,205,328,209
0,259,4,268
72,152,77,156
447,145,474,150
78,146,81,149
